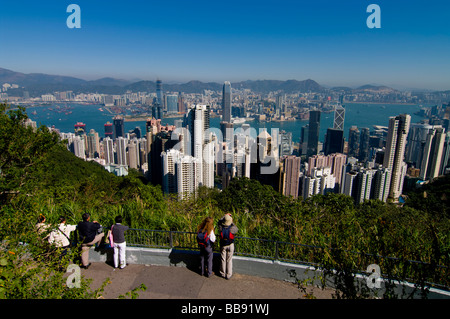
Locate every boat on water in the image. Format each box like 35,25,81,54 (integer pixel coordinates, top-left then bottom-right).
232,118,248,124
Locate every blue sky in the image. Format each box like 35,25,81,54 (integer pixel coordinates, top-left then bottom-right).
1,0,449,90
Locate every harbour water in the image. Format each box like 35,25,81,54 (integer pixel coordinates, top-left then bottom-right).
24,102,425,143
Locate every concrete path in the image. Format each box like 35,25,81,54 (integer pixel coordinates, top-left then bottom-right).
81,262,334,299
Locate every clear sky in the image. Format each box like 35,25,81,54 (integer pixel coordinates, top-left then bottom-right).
1,0,449,90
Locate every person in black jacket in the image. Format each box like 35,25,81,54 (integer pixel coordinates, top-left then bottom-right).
217,213,238,280
77,213,104,269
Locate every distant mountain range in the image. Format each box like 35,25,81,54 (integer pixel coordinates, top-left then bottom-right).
0,67,406,96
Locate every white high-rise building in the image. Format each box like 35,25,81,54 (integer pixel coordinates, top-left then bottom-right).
127,138,140,170
419,127,446,180
116,137,128,166
162,104,214,199
372,167,391,202
354,168,376,204
177,155,202,200
162,149,183,195
383,114,411,201
102,137,115,165
72,135,86,160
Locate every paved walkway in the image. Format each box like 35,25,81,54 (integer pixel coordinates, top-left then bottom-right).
81,262,334,299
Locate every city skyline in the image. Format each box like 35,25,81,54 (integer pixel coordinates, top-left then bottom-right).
1,1,450,90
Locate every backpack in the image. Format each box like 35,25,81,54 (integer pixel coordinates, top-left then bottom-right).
197,231,210,247
220,226,235,246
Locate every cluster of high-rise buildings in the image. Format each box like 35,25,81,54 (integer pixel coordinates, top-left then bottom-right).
51,79,450,204
298,106,450,203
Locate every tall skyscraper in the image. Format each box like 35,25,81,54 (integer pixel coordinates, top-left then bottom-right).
165,94,178,114
280,155,301,199
440,132,450,175
222,81,232,123
372,167,391,202
358,128,370,162
324,128,344,155
419,127,445,180
348,126,360,158
102,137,115,165
354,168,375,204
307,110,321,158
162,148,203,200
178,92,185,113
104,121,113,139
333,105,345,131
406,123,437,168
279,130,293,157
383,114,411,200
86,129,100,158
116,136,128,166
72,135,86,159
156,79,164,110
113,115,124,139
127,138,140,170
185,104,211,157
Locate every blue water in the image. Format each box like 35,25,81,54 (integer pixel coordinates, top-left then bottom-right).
25,103,425,143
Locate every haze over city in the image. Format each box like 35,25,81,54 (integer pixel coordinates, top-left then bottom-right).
1,0,449,90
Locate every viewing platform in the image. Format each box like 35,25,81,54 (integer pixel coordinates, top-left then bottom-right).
82,261,333,299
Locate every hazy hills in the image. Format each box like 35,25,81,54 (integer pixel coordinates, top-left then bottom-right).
1,66,401,96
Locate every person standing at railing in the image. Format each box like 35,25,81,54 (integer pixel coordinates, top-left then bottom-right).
197,217,216,278
218,213,238,280
111,215,129,270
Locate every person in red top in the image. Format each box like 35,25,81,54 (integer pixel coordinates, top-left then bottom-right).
197,217,216,277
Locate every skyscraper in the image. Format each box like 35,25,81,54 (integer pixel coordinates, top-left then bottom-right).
86,129,100,158
383,114,411,200
222,81,232,123
405,123,437,168
165,94,178,114
440,132,450,175
419,127,445,180
102,137,115,165
348,126,360,158
372,167,391,202
116,136,128,166
354,168,375,204
104,121,113,139
280,155,301,199
358,128,370,162
333,105,345,131
178,92,185,113
113,115,124,139
156,79,163,109
324,128,344,155
307,110,321,158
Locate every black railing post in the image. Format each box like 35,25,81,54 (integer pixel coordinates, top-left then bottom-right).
169,231,173,248
275,241,279,260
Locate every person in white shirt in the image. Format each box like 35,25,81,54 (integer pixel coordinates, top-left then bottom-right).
48,216,77,269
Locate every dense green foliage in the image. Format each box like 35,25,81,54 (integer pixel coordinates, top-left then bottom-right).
0,103,449,299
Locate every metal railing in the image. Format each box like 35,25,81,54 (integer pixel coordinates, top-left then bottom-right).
123,228,449,290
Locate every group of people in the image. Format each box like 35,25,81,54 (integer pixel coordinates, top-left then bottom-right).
197,213,238,280
35,213,129,270
36,212,238,279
